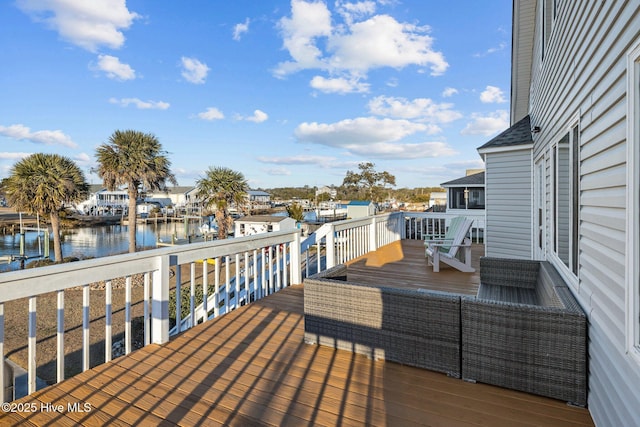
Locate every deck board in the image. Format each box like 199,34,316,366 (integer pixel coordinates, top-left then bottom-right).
2,245,594,426
345,240,482,295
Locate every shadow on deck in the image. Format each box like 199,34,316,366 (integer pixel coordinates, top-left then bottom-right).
1,242,593,426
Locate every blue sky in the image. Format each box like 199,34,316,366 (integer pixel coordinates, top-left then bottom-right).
0,0,512,190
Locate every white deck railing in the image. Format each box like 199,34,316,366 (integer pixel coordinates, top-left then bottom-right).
0,229,301,402
299,211,484,276
0,211,484,403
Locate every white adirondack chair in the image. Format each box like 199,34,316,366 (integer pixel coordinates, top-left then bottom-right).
424,216,475,273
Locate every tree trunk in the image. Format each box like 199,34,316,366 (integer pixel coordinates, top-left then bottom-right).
50,210,63,262
215,209,227,240
128,187,137,253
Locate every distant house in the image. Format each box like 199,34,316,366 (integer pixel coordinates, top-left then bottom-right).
234,215,297,237
440,171,485,213
347,200,375,219
479,2,640,425
315,186,337,199
427,192,447,211
147,186,195,210
247,190,271,211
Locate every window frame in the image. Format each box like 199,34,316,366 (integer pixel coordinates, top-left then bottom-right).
626,40,640,361
550,118,580,278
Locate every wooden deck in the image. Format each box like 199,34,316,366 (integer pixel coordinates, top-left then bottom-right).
2,265,593,425
346,240,482,295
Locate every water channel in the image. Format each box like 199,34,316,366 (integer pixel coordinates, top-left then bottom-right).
0,220,205,272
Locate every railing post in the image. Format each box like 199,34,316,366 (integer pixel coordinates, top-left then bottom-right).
151,255,171,345
291,231,301,285
326,225,335,269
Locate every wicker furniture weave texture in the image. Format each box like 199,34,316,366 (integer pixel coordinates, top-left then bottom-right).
461,257,587,406
304,265,462,378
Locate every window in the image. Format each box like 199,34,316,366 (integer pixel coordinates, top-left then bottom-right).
553,125,579,275
448,187,485,210
626,40,640,358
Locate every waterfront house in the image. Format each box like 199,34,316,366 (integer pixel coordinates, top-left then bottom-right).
427,191,447,212
440,170,485,213
234,214,297,237
480,1,640,425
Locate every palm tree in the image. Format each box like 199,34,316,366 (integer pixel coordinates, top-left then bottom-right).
95,130,177,253
196,167,248,240
4,153,89,263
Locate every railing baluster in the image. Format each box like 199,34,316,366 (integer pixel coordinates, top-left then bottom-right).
244,252,250,302
56,290,64,383
225,256,230,311
82,285,90,371
125,276,132,355
28,297,36,394
235,253,241,305
190,262,196,327
305,249,310,278
283,244,289,288
203,258,209,321
261,248,267,297
144,273,150,346
253,250,259,300
268,246,274,294
175,265,181,334
276,245,281,291
214,257,220,318
105,280,112,362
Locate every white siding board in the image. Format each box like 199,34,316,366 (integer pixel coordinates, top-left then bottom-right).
580,187,626,208
579,165,626,191
580,141,626,176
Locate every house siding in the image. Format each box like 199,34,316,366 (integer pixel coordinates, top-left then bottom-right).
485,149,532,259
527,0,640,425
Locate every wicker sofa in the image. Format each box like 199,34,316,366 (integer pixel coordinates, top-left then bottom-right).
461,257,587,406
304,264,462,378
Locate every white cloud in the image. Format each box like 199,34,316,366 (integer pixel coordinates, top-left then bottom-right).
328,15,448,76
275,2,448,82
264,167,292,176
17,0,139,52
295,117,428,149
0,124,78,148
0,152,33,160
461,110,509,136
275,0,332,76
197,107,225,121
109,97,169,110
368,96,462,127
94,54,136,80
480,85,507,103
74,152,92,164
258,154,338,168
335,0,377,25
180,57,210,84
442,87,458,97
345,141,457,159
233,18,250,41
474,42,507,58
310,75,370,94
239,110,269,123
